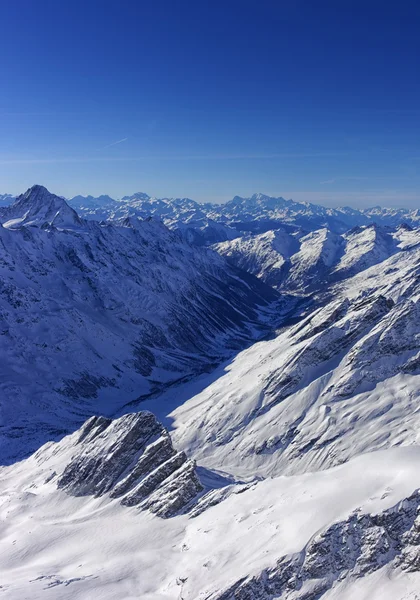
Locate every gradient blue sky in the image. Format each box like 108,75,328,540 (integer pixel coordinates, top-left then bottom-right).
1,0,420,206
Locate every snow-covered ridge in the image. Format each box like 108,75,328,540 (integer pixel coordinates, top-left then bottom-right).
3,437,420,598
215,223,420,292
0,185,281,465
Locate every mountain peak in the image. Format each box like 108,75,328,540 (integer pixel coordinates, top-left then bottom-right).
20,184,52,201
17,184,65,205
0,185,82,229
120,191,151,202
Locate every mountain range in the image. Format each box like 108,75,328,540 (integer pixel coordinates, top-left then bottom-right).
2,185,420,599
3,190,420,241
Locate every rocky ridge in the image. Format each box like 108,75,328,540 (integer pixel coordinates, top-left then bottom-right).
56,411,203,518
212,490,420,599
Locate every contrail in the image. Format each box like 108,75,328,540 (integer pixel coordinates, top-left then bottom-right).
102,137,128,149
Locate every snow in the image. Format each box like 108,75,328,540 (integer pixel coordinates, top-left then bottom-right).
2,434,420,599
0,186,280,465
3,185,420,598
124,245,420,483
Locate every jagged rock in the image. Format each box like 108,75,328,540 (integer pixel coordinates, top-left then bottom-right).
0,185,82,229
211,491,420,599
57,412,203,518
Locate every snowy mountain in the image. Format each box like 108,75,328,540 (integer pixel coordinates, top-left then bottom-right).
70,191,212,222
68,192,238,245
65,192,420,255
0,185,280,464
2,414,420,598
215,193,420,233
215,223,419,293
3,184,420,598
0,188,415,239
0,185,82,229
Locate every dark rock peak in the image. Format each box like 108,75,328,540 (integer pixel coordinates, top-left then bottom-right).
57,412,203,518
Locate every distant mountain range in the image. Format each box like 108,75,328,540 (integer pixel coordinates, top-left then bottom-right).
2,191,420,243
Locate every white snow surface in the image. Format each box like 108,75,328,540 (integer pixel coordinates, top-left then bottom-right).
129,243,420,481
2,434,420,599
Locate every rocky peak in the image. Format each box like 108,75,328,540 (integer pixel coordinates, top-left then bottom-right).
57,412,203,518
0,185,82,229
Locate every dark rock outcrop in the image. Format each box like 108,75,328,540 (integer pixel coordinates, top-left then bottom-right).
212,491,420,599
57,412,203,518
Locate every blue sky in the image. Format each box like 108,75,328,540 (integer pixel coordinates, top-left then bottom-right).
1,0,420,206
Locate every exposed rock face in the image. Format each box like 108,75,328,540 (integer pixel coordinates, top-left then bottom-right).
212,491,420,599
57,412,203,518
0,185,82,229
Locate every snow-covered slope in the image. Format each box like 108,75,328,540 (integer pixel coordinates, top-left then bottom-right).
0,186,281,464
132,244,420,481
215,223,418,292
2,417,420,599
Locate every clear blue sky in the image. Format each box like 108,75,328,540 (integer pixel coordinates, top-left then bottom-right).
1,0,420,206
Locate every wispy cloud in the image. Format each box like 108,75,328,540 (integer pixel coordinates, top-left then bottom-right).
284,189,420,208
375,108,420,115
102,137,128,149
320,176,371,185
0,152,343,166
